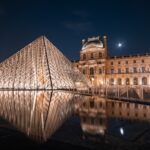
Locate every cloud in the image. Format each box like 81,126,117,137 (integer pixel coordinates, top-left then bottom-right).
63,21,93,32
62,10,93,33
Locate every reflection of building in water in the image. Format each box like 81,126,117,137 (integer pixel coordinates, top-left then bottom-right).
107,100,150,121
0,91,76,141
78,96,150,136
78,96,107,135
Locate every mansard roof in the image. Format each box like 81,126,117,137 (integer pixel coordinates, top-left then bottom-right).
81,36,103,50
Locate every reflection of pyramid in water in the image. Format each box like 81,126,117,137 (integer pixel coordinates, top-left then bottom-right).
0,36,88,90
0,91,75,141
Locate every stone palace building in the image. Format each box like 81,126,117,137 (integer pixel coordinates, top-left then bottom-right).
73,36,150,88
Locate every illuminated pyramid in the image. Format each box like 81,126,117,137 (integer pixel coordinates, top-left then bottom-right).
0,36,89,90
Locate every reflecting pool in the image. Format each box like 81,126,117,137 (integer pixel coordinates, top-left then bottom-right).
0,91,150,149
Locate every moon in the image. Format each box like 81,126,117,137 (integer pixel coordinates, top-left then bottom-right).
120,127,124,135
117,42,123,48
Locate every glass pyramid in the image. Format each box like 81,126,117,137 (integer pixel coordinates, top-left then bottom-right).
0,36,89,90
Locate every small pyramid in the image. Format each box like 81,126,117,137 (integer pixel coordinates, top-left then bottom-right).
0,36,81,90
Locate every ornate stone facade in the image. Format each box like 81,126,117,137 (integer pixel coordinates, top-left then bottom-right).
74,36,150,87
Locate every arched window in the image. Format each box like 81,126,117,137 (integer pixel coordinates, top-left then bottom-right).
90,101,94,108
133,78,138,85
142,77,147,85
109,78,114,85
90,68,94,75
126,78,130,85
118,78,122,85
99,68,102,74
99,52,102,58
83,54,86,60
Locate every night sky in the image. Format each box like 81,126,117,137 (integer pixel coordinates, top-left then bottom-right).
0,0,150,62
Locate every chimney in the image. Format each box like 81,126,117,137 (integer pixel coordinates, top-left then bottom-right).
103,35,108,58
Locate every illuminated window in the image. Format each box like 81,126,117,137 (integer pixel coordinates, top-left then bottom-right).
133,78,138,85
83,54,86,60
110,78,114,85
126,78,130,85
118,78,122,85
99,52,102,58
90,68,94,75
118,68,121,73
142,67,145,72
111,69,114,74
142,77,147,85
133,67,137,73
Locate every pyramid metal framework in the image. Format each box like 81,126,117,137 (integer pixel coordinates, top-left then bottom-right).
0,36,89,90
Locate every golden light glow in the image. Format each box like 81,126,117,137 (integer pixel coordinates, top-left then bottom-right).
0,91,75,142
0,36,90,91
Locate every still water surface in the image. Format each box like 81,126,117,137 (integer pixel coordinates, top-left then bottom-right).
0,90,150,149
